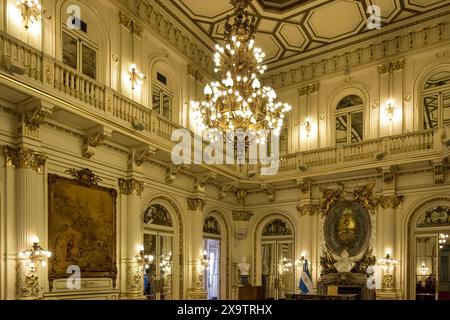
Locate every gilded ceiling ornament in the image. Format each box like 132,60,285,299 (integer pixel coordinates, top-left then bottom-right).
3,145,47,173
118,178,144,196
66,168,102,186
232,209,253,221
187,197,205,211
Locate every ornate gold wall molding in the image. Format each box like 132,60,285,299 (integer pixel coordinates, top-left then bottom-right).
119,178,144,196
3,145,46,173
66,168,102,186
125,261,143,292
232,209,254,221
187,197,205,211
16,259,39,299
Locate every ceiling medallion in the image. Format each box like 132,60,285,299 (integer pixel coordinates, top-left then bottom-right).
191,0,291,144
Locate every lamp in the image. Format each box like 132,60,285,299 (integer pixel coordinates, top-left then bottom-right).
385,100,395,122
439,233,448,249
419,263,429,276
303,121,312,138
135,244,154,271
198,250,209,285
16,0,42,30
18,235,51,269
295,255,306,267
377,253,399,290
129,64,145,90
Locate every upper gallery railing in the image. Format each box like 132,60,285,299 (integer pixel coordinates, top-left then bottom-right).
0,31,447,178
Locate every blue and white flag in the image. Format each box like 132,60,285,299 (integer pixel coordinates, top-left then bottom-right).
299,260,313,294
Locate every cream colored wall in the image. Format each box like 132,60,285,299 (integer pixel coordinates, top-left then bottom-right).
0,0,449,301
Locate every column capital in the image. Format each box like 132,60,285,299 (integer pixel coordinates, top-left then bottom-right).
297,203,320,216
3,145,46,173
187,197,206,211
378,195,404,209
232,209,253,221
119,178,144,196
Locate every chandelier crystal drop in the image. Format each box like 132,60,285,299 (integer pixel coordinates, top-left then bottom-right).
191,0,291,143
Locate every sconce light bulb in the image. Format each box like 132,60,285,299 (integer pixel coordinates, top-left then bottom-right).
31,235,39,244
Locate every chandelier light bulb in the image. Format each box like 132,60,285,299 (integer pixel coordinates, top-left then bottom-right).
204,84,213,96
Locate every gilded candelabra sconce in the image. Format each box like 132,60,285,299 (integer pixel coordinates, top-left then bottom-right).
378,253,398,291
303,121,312,138
17,0,42,30
17,235,51,298
439,233,448,249
199,250,209,286
385,100,395,122
18,235,52,269
129,64,146,90
136,245,154,271
419,263,429,276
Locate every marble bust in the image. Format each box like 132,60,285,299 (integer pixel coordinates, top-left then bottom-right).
334,250,355,273
237,256,250,275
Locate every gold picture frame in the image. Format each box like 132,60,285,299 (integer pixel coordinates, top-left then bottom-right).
47,171,117,290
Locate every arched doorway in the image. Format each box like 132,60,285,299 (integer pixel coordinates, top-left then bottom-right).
259,217,295,300
142,203,174,300
408,199,450,300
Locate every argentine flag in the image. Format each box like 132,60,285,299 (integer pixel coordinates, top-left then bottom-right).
299,260,313,294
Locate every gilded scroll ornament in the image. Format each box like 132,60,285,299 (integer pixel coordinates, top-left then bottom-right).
66,168,102,186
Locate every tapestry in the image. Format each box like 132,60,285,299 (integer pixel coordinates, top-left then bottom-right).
48,174,117,288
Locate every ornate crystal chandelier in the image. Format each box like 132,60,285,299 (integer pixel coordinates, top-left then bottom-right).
191,0,291,143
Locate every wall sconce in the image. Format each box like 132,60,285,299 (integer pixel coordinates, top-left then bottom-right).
419,263,429,275
198,250,209,285
135,244,154,270
295,254,306,267
377,253,399,290
129,64,146,90
385,100,395,122
439,233,448,249
278,257,293,275
17,0,42,30
18,235,52,269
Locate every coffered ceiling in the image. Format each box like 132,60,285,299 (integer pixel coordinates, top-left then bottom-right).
156,0,450,71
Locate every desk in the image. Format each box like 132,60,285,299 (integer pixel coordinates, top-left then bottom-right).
286,293,358,300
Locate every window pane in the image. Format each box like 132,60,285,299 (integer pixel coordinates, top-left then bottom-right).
62,32,77,70
153,88,161,113
423,95,438,129
82,44,96,79
424,72,450,90
162,94,172,120
337,95,363,110
443,92,450,126
351,112,363,143
336,115,348,144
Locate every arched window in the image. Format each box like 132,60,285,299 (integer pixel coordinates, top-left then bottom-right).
260,218,294,299
143,204,174,300
335,95,364,145
152,67,174,120
61,4,99,79
422,71,450,129
203,216,222,300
